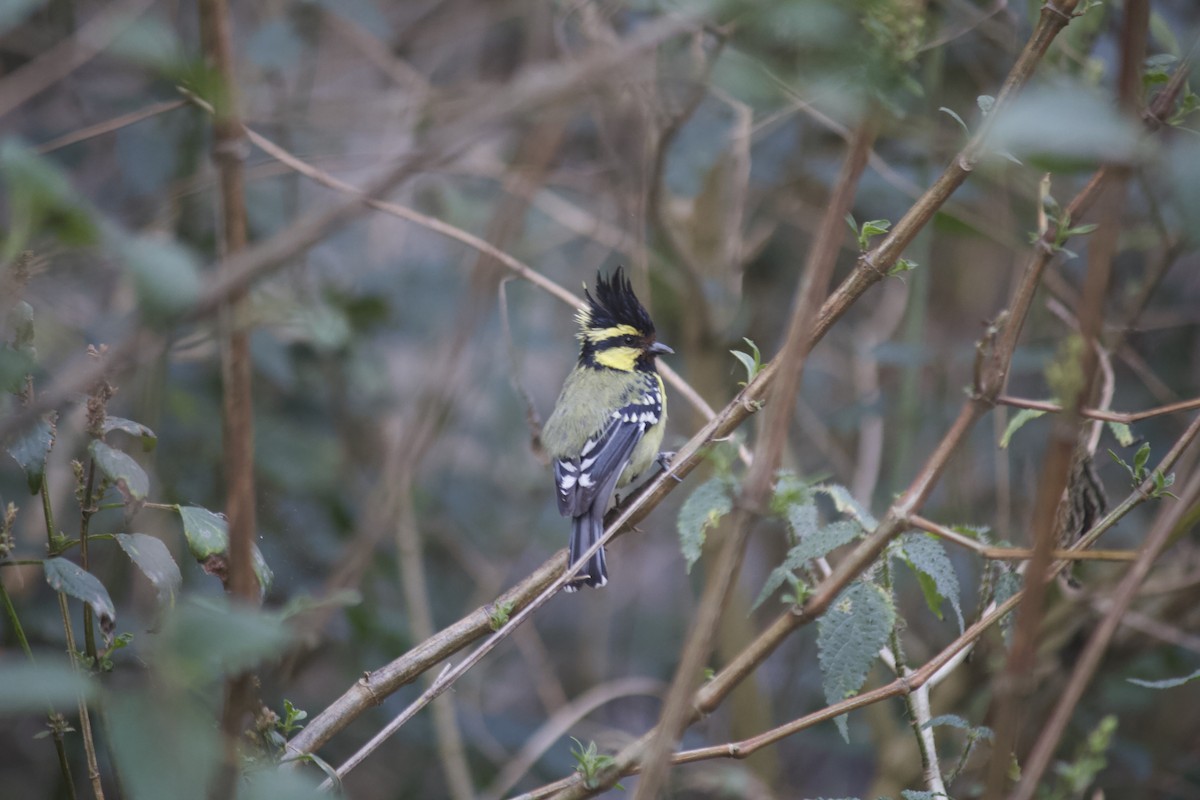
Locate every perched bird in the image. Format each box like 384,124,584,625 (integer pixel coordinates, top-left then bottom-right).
542,268,672,590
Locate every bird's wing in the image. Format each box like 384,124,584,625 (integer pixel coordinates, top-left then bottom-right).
553,386,662,517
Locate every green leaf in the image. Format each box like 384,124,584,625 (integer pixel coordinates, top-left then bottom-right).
754,520,861,610
114,533,182,605
152,597,293,681
770,470,811,515
730,349,758,381
999,408,1046,448
1133,442,1151,478
278,588,362,621
102,417,158,452
1107,420,1135,447
43,557,116,647
787,501,820,541
4,415,55,494
897,533,964,632
0,140,97,260
0,658,97,712
677,477,733,573
993,567,1022,643
111,233,202,321
0,299,36,392
176,505,274,593
88,440,149,506
1127,667,1200,689
108,690,222,800
815,484,877,529
939,106,969,135
922,714,993,740
241,769,327,800
817,580,896,742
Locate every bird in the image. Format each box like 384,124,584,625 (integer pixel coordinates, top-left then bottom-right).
541,267,672,590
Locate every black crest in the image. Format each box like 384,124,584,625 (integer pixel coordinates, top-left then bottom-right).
583,267,655,335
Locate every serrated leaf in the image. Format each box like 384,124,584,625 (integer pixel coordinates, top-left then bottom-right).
43,557,116,648
922,714,993,740
787,501,819,540
815,484,877,529
753,519,862,610
999,408,1047,448
103,417,158,451
115,533,182,605
177,505,274,593
770,470,810,515
1127,667,1200,689
898,533,964,632
994,568,1022,643
88,440,149,506
5,415,55,493
677,477,733,573
1107,420,1135,447
817,580,895,741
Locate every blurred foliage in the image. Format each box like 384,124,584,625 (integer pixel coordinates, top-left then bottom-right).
2,0,1200,799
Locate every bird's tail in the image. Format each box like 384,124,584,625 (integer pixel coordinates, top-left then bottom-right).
566,510,608,591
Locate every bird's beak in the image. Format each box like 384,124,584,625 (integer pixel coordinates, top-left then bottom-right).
648,341,674,356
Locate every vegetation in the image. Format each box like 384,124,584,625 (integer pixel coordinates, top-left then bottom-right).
2,1,1200,799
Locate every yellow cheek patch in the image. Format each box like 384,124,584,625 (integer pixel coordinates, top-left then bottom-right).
579,323,640,343
593,346,640,371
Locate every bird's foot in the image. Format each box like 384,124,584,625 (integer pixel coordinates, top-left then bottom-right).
657,451,682,482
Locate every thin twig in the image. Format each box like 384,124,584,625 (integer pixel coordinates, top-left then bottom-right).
996,394,1200,424
1013,466,1200,799
910,515,1136,562
0,0,158,117
0,13,704,446
630,112,880,800
512,411,1200,800
35,100,188,154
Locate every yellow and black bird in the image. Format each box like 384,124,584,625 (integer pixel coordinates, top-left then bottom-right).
542,268,672,590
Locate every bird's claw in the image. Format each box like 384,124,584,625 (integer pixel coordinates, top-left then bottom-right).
657,451,683,482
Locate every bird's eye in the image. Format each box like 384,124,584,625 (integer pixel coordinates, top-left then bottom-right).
623,335,636,345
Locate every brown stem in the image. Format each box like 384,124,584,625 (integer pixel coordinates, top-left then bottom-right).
996,394,1200,424
630,113,879,800
1013,468,1200,799
198,1,260,795
986,2,1146,792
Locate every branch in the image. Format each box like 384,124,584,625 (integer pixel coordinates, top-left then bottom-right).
511,410,1200,800
630,113,879,800
996,395,1200,424
1013,463,1200,798
0,12,704,445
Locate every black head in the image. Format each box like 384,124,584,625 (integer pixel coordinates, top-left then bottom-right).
581,266,656,336
575,267,671,372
